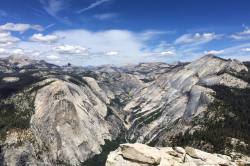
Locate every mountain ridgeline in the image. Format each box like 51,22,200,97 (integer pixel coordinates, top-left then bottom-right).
0,54,249,165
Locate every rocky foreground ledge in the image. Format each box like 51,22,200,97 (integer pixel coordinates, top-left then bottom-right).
106,143,250,166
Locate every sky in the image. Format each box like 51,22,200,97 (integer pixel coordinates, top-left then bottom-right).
0,0,250,66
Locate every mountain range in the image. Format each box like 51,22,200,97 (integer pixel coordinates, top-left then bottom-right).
0,54,249,165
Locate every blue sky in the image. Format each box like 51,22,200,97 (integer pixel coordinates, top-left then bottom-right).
0,0,250,66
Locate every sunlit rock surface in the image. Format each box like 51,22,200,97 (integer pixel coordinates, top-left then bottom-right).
123,55,248,144
106,143,249,166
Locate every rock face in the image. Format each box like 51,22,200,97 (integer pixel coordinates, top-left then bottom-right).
106,143,248,166
31,79,114,165
0,55,250,165
123,55,249,144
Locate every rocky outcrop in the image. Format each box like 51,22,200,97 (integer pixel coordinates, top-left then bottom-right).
200,73,248,89
106,143,249,166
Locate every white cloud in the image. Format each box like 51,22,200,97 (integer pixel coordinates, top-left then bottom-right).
175,32,220,45
3,28,172,65
214,43,250,61
94,13,117,20
12,48,25,55
39,0,70,23
16,41,51,59
30,33,59,43
231,34,250,40
45,23,56,29
159,51,175,56
239,29,250,35
0,47,40,57
52,29,144,59
0,31,20,47
204,50,224,55
230,26,250,40
8,28,167,65
145,50,175,59
141,41,176,60
106,51,118,56
77,0,111,13
3,25,232,65
39,0,64,17
54,44,88,55
0,48,7,54
140,30,171,41
47,54,59,59
242,48,250,52
0,23,43,33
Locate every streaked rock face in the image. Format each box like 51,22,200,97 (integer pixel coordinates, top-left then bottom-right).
123,55,248,144
0,55,249,165
106,143,249,166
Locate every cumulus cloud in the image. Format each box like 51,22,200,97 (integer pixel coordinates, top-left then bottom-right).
94,13,117,20
54,44,88,55
0,31,20,47
5,28,172,65
4,22,241,65
1,25,246,66
30,33,59,43
8,28,168,65
204,50,224,55
77,0,111,13
175,32,221,45
0,23,43,33
52,29,144,59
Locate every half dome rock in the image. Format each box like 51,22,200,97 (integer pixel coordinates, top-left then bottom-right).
31,80,114,165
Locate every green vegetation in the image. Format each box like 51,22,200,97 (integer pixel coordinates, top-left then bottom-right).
53,90,66,100
143,109,163,125
0,71,53,141
0,91,35,141
82,134,126,166
231,62,250,83
0,71,42,98
30,80,55,93
172,85,250,155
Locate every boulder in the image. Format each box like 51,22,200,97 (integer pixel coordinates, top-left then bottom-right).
106,143,242,166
